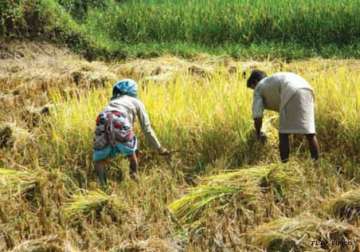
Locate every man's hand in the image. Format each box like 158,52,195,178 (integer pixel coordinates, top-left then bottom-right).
159,147,171,156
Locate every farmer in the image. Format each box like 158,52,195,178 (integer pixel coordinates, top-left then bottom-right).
93,79,169,188
247,70,319,162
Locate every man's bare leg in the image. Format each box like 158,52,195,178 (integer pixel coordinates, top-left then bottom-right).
306,134,319,160
128,153,139,181
94,159,108,188
279,133,290,163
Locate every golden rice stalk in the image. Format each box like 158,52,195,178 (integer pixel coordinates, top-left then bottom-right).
248,215,360,252
326,189,360,222
168,184,246,224
169,163,303,224
109,238,181,252
0,168,38,196
63,190,125,221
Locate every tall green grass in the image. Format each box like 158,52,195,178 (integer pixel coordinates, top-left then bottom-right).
87,0,360,46
81,0,360,58
3,0,360,59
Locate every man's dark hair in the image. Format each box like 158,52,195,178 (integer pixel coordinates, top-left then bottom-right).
247,70,267,88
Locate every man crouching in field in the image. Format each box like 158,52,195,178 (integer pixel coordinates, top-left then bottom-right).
247,70,320,162
93,79,169,188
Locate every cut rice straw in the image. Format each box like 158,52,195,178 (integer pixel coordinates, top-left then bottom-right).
0,168,39,196
63,190,125,221
169,163,304,224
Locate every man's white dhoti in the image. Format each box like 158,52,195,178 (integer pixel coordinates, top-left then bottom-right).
252,72,316,134
279,89,315,134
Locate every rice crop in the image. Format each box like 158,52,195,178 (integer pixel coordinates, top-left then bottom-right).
87,0,360,46
4,0,360,58
1,45,360,250
41,59,360,174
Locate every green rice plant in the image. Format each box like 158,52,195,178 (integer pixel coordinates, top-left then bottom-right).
0,168,39,196
4,0,360,59
248,215,360,252
169,163,303,224
75,0,360,58
326,189,360,222
63,190,125,222
84,0,360,46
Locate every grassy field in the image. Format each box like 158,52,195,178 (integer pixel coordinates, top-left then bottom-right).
1,40,360,250
2,0,360,59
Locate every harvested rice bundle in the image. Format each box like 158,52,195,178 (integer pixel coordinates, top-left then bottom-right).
326,189,360,222
249,215,360,252
63,190,125,222
110,238,181,252
0,167,75,196
169,163,303,224
11,236,78,252
169,184,248,225
0,168,39,196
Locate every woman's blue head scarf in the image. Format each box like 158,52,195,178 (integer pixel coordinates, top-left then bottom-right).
112,79,138,99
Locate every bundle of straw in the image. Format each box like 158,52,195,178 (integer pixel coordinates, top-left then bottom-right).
326,189,360,222
63,190,124,221
249,215,360,252
109,238,181,252
0,168,38,196
169,163,302,224
11,235,72,252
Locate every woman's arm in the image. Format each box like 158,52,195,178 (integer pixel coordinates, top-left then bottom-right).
136,100,163,150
